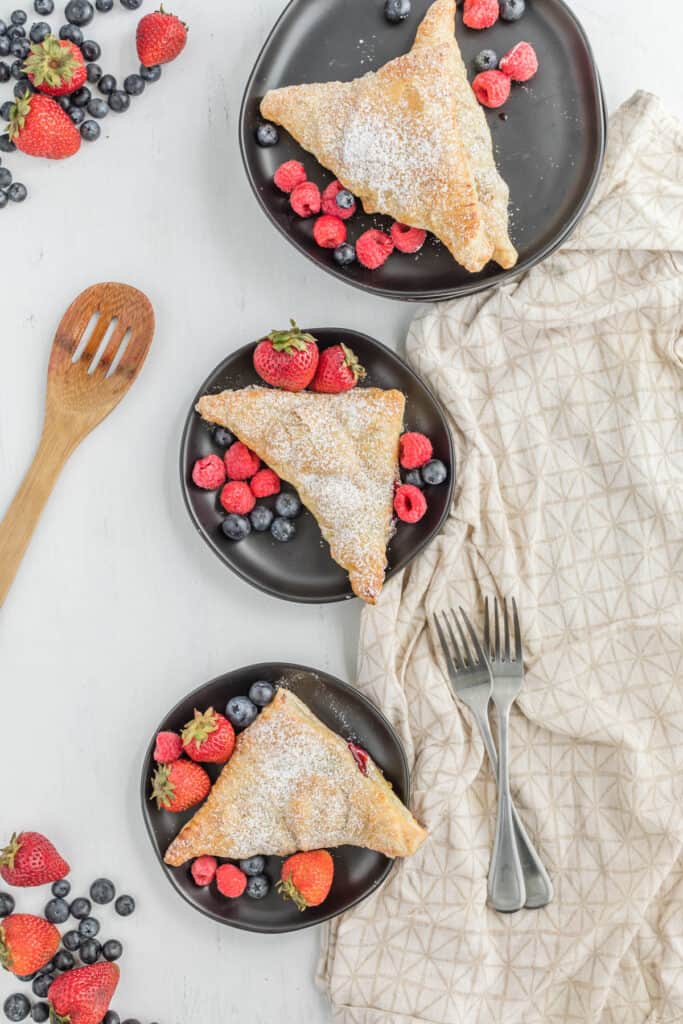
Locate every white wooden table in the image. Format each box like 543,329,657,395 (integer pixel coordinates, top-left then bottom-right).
0,1,680,1020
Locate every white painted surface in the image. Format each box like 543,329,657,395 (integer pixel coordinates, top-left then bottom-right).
0,1,679,1020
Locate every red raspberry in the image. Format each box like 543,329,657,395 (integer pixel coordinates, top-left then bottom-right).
313,215,347,249
273,159,307,193
216,863,247,898
356,229,394,270
290,181,321,217
472,70,511,108
224,442,260,481
220,481,256,515
250,468,281,498
399,432,433,469
321,180,356,220
154,731,182,764
499,41,538,82
192,454,226,490
391,222,427,254
191,856,217,887
463,0,499,29
394,484,428,524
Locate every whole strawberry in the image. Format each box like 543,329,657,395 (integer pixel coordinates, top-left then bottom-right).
150,759,210,812
8,92,80,159
310,343,366,393
49,962,119,1024
181,707,235,763
253,320,319,392
136,5,188,67
0,831,69,887
0,914,60,975
277,850,334,911
24,35,86,96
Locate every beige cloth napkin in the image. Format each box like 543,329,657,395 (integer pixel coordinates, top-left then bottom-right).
320,92,683,1024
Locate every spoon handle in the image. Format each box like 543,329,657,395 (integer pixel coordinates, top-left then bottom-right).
0,426,75,607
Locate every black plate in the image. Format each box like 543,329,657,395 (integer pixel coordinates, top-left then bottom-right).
239,0,606,301
141,663,411,933
180,328,454,603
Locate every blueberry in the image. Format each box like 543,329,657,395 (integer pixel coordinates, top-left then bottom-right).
10,10,27,25
239,855,266,876
333,242,356,266
0,56,13,76
90,878,115,904
87,97,107,117
139,62,160,82
499,0,525,19
11,38,30,57
45,898,70,924
80,38,99,60
65,0,93,25
403,468,424,488
245,874,270,900
0,892,14,916
0,190,7,209
102,939,122,961
31,976,53,999
62,929,81,951
11,59,27,78
71,85,90,106
114,894,135,917
51,879,71,899
36,961,55,977
0,134,16,152
78,916,100,939
0,18,6,32
69,897,91,919
123,73,144,95
30,1006,49,1024
14,976,35,983
225,695,258,730
421,459,448,485
69,106,85,124
95,0,113,10
13,81,32,97
120,0,143,7
213,425,234,447
0,101,13,121
80,117,99,140
473,48,498,72
335,189,354,209
0,37,9,55
86,61,101,82
274,492,301,518
34,0,54,13
53,950,74,971
221,513,251,541
271,516,296,542
102,1015,120,1024
98,72,115,93
78,938,101,964
29,21,51,43
248,681,275,707
256,122,278,147
3,995,30,1022
55,94,71,109
108,89,129,112
249,504,273,532
59,23,82,44
8,25,25,38
384,0,411,23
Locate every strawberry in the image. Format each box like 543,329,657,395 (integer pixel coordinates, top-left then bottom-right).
150,759,210,812
0,914,60,976
181,707,235,763
310,343,366,393
0,832,69,887
48,962,119,1024
277,850,334,911
8,92,80,159
24,36,86,96
136,6,188,67
253,320,319,392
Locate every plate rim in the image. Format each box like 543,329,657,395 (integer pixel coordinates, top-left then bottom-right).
179,326,456,604
238,0,607,302
139,660,411,933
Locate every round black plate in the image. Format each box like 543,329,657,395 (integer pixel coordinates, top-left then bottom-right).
141,663,411,933
180,328,454,603
239,0,606,301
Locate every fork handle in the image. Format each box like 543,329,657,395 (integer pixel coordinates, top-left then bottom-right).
0,426,75,607
488,702,526,912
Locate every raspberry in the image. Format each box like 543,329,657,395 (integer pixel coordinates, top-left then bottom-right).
154,731,182,764
290,181,321,217
391,222,427,254
220,481,256,515
472,70,511,108
216,863,247,898
273,159,307,193
463,0,499,29
321,180,356,220
313,214,347,249
192,454,226,490
250,467,281,498
394,484,428,524
224,442,260,481
191,856,217,887
499,41,538,82
356,229,394,270
399,432,433,469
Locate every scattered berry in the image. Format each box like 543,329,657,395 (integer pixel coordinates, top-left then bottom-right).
136,7,187,66
0,165,13,187
403,468,424,488
7,91,81,158
0,63,9,81
51,879,70,899
121,0,143,8
0,893,15,916
3,995,30,1022
253,321,319,391
61,931,80,952
224,441,260,480
108,89,129,112
250,468,280,498
64,0,93,26
274,492,301,518
289,180,320,217
0,914,60,976
139,62,160,82
86,97,107,117
97,72,115,93
216,864,246,899
499,0,525,20
246,875,269,900
277,850,334,910
150,760,210,812
181,707,235,763
192,453,226,490
95,0,113,9
394,483,427,523
101,940,122,962
58,24,82,44
80,39,99,60
78,917,100,939
69,106,84,124
463,0,499,29
399,432,432,469
321,179,356,220
10,11,27,25
313,214,346,249
30,1004,49,1023
0,191,7,207
53,950,74,972
69,898,91,920
79,118,98,139
213,425,234,447
85,62,100,82
114,895,135,917
220,480,256,516
473,48,498,72
249,505,273,532
28,22,51,43
48,963,120,1024
273,158,306,193
239,855,266,876
248,681,275,707
7,181,26,200
70,86,90,106
90,879,115,905
34,0,54,14
333,242,356,266
31,976,52,999
311,342,365,393
384,0,411,23
499,40,538,82
356,229,394,269
391,222,427,253
102,1011,120,1024
44,898,69,924
270,516,296,542
256,122,278,147
190,856,217,887
421,459,448,485
154,731,182,763
472,69,511,108
0,832,69,888
221,513,251,541
77,938,100,964
123,72,144,95
225,695,258,730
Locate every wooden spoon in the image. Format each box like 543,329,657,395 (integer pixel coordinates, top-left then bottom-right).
0,282,155,607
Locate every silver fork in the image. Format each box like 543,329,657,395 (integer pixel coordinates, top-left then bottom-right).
434,609,525,913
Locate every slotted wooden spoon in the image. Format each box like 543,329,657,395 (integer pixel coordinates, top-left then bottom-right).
0,282,155,607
